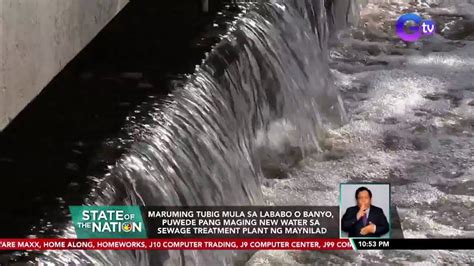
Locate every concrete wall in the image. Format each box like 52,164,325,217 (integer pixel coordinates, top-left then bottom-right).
0,0,128,130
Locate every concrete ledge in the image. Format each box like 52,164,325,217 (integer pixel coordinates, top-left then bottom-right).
0,0,128,130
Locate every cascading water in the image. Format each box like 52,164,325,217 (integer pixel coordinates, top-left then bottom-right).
35,0,360,265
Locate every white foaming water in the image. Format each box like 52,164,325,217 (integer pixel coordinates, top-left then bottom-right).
256,0,474,264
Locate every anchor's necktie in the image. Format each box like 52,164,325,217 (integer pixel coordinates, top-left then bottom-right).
362,213,368,226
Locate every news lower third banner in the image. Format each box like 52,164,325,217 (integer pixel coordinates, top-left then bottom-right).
69,206,340,239
0,239,353,250
0,206,473,251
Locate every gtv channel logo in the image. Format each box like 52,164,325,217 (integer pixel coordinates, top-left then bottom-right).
396,13,436,42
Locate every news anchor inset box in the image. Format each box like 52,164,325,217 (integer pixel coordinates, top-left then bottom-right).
339,183,391,238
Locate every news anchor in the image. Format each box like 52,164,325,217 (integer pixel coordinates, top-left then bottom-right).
341,186,389,237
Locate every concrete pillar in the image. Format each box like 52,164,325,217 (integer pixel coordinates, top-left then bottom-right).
0,0,128,130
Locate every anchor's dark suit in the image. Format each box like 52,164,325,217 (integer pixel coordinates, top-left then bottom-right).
341,205,389,237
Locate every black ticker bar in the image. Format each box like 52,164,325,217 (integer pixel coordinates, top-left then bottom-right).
353,239,474,250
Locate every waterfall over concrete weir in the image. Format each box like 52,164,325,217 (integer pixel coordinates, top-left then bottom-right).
42,0,361,264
